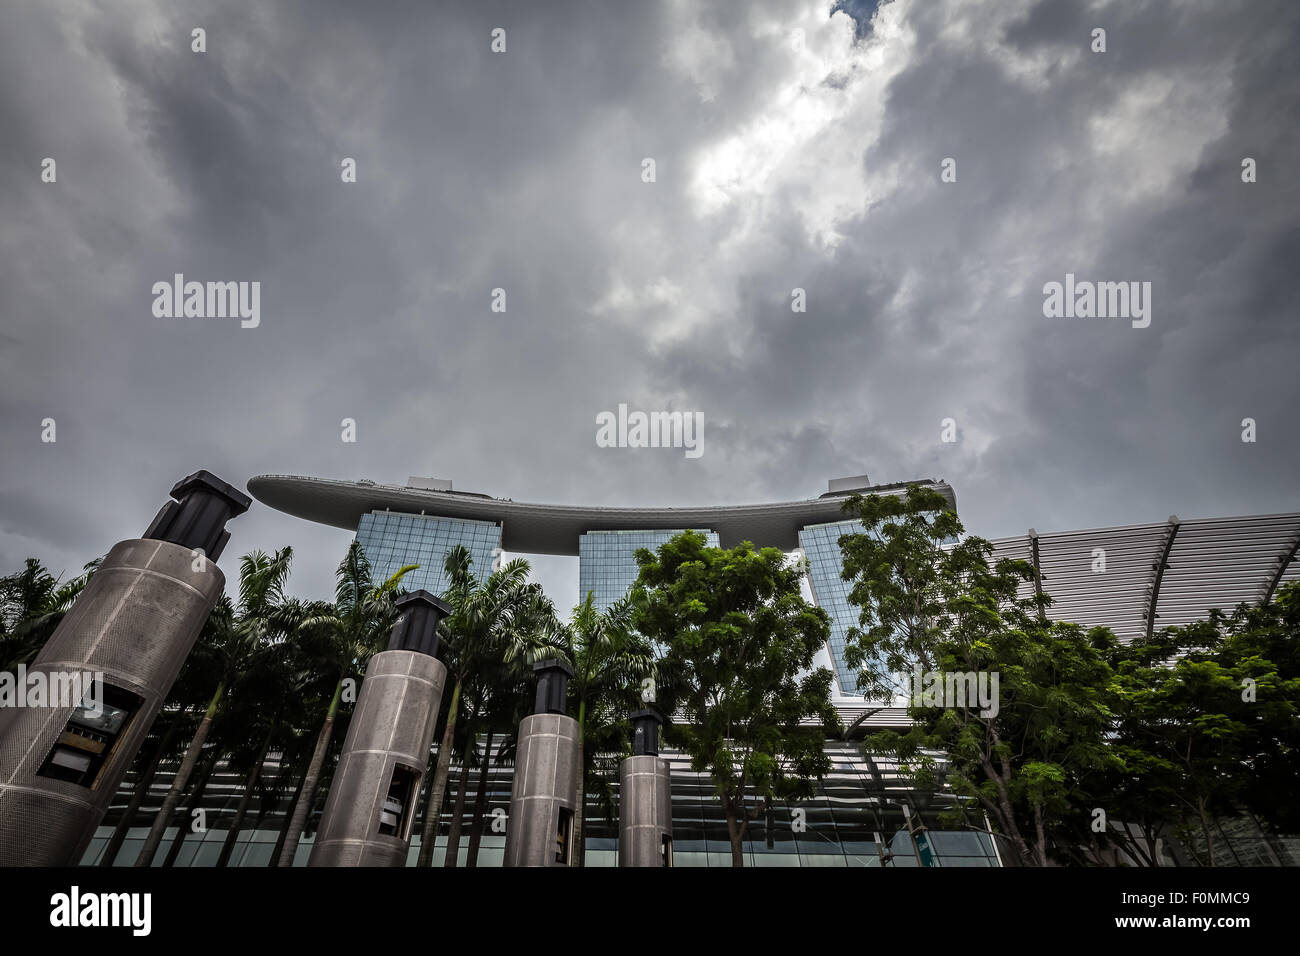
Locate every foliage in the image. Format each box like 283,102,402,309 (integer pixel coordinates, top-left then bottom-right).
631,531,839,866
0,557,99,670
839,487,1119,866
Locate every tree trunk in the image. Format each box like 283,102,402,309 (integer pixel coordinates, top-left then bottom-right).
269,766,307,866
572,698,586,867
724,798,746,867
1122,821,1155,867
276,678,342,867
980,750,1035,867
100,709,185,866
1032,801,1049,867
135,681,225,867
417,677,461,866
443,758,472,867
414,756,441,862
465,731,494,868
1197,797,1216,867
216,728,274,867
1146,829,1162,867
163,756,216,867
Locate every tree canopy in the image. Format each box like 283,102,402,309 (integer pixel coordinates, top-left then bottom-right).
631,530,840,866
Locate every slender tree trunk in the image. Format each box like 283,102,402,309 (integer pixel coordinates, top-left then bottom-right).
163,756,216,867
1146,829,1162,867
443,757,472,867
980,748,1035,867
465,731,494,868
572,698,586,867
135,681,225,867
1117,822,1155,868
269,766,307,866
1197,797,1216,867
277,678,342,867
414,755,440,862
724,797,746,867
417,677,461,866
1032,802,1049,867
216,727,274,867
100,709,185,866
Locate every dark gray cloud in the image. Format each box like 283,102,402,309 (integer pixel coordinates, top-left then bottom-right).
1,0,1296,607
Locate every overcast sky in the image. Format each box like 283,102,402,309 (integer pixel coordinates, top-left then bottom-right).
2,0,1296,608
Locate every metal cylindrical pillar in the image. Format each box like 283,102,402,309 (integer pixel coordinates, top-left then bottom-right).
310,590,451,867
503,659,579,867
619,709,672,867
0,470,248,866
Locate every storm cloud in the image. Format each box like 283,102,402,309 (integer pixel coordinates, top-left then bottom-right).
1,0,1296,605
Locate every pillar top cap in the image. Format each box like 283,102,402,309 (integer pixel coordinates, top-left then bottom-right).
396,589,452,617
171,470,252,514
533,658,574,678
631,707,664,724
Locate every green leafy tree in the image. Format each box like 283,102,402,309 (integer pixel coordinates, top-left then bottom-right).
837,485,1010,701
1102,582,1300,866
839,487,1119,867
632,531,840,867
1211,582,1300,836
877,609,1121,867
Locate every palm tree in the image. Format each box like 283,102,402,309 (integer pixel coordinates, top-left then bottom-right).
136,547,294,867
441,717,477,868
416,546,555,866
263,738,314,865
274,541,414,866
0,557,98,671
462,729,498,867
551,592,656,866
98,705,196,866
101,601,263,867
213,720,275,867
212,620,311,867
464,660,533,867
161,750,219,867
448,597,555,868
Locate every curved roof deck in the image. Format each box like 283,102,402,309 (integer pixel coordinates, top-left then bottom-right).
246,475,957,556
990,512,1300,643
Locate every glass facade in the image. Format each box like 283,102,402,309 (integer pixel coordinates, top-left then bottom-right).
355,511,502,595
799,519,867,696
620,743,1002,867
801,519,959,699
81,742,1006,868
578,529,719,613
84,741,1295,868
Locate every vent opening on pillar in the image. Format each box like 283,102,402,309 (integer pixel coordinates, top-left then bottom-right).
36,684,141,788
379,765,419,839
556,807,574,864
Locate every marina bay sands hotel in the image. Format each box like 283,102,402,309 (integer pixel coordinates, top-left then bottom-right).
247,472,940,696
247,473,1300,703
